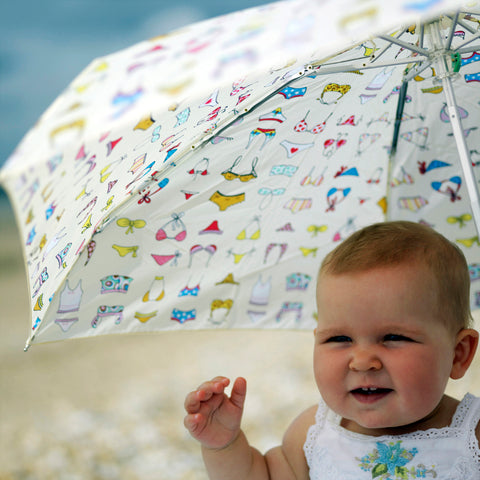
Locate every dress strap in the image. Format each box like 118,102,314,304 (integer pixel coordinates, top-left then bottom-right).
462,393,480,467
451,393,480,429
304,401,328,469
450,393,480,466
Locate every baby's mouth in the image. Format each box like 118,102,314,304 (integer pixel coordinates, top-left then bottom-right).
351,387,393,402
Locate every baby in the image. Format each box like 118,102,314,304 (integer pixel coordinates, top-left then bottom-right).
184,221,480,479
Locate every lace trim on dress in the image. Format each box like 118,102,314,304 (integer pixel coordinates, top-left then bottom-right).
303,400,330,467
304,393,479,452
451,392,474,428
462,393,480,465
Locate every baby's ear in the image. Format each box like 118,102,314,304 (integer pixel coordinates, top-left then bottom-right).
450,329,479,380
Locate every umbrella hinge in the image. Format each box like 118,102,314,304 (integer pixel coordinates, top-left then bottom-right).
432,69,460,82
430,50,461,82
450,53,461,73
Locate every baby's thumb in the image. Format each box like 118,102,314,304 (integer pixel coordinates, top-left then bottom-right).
229,377,247,410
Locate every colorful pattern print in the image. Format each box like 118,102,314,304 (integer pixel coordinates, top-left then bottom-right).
0,0,479,348
357,441,437,479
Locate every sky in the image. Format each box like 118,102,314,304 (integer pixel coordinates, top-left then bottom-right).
0,0,274,170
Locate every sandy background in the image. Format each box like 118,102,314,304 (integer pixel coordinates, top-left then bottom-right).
1,200,479,480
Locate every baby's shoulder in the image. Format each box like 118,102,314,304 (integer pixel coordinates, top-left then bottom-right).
293,405,318,427
274,405,318,478
302,404,318,424
283,405,318,445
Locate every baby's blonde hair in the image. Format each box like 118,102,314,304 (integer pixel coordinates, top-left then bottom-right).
319,221,473,332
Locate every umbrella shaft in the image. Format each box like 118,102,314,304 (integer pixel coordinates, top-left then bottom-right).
430,22,480,235
443,79,480,234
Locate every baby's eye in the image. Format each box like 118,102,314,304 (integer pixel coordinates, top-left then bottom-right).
383,334,413,342
326,335,352,343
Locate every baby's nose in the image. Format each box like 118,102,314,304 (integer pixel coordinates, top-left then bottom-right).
348,347,382,372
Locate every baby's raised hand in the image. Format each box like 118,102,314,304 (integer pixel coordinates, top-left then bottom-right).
184,376,247,450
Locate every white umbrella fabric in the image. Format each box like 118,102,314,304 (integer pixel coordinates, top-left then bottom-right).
0,0,479,350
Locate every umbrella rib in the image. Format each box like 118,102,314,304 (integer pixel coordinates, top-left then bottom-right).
367,39,397,65
444,12,460,51
314,57,427,75
419,24,425,49
314,27,429,73
402,59,433,83
453,15,479,34
377,34,430,56
368,43,393,63
317,54,376,66
188,69,309,150
368,27,410,64
390,81,409,156
453,33,480,52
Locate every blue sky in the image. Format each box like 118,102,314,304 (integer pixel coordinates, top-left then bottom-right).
0,0,273,168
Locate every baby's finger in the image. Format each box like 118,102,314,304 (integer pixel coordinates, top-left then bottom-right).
184,390,202,412
229,377,247,410
196,377,230,400
184,377,230,412
184,412,203,434
198,376,230,391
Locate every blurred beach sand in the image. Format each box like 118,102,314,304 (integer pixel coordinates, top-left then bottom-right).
1,201,479,479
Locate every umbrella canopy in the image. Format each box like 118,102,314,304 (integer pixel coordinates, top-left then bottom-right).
1,0,479,350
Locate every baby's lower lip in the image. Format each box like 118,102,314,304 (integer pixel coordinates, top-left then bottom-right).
350,388,392,404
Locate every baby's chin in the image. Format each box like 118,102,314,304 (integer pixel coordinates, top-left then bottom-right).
340,417,403,436
340,411,442,437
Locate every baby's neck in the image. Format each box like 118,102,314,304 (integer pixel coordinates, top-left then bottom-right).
340,395,459,436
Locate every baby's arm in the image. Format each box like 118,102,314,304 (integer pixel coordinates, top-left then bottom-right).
184,376,311,480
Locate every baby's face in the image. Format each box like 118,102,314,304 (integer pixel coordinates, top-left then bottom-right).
313,262,457,435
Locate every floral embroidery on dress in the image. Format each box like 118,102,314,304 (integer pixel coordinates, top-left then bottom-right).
357,441,437,479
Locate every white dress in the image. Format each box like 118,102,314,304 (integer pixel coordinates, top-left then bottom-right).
303,393,480,480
